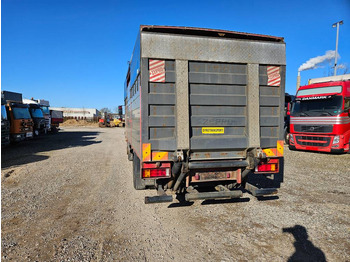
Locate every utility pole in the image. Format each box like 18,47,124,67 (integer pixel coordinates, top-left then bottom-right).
332,20,343,76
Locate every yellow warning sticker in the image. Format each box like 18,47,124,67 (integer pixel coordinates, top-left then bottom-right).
202,127,225,134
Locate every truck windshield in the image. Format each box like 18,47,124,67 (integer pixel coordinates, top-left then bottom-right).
291,95,343,117
1,105,8,120
12,107,32,119
30,108,44,118
41,106,50,115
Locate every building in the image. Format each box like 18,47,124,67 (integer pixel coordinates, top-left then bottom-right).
49,107,100,120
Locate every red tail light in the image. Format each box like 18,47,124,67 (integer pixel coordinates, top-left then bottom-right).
142,163,171,178
256,159,279,173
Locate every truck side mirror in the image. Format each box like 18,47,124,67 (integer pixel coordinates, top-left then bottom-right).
287,102,291,116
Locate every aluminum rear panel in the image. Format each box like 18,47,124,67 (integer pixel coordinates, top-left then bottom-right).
189,61,248,151
259,65,285,147
148,60,176,151
135,29,286,161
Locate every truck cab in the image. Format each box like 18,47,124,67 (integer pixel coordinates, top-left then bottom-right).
284,93,295,144
289,74,350,153
1,96,10,146
6,102,33,142
2,91,34,142
23,99,46,136
36,99,51,132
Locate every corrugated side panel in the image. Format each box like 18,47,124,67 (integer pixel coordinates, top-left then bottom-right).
148,60,176,151
127,74,141,157
259,65,281,148
189,61,248,151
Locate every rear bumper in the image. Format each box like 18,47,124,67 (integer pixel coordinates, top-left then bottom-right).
188,160,249,170
185,190,243,201
331,148,345,153
11,133,26,142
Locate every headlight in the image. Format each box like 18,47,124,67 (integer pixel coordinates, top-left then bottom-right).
290,134,294,143
332,136,340,144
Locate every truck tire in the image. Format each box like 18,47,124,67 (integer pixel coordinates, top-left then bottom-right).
284,127,289,145
127,144,134,161
128,152,133,161
133,154,146,190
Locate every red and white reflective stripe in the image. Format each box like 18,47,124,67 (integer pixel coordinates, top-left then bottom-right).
149,59,165,82
267,66,280,86
291,116,350,125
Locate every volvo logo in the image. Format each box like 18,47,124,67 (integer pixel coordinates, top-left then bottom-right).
309,126,315,131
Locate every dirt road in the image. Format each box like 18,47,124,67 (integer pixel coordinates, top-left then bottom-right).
2,127,350,261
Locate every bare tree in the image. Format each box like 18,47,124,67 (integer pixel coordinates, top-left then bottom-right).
100,107,112,117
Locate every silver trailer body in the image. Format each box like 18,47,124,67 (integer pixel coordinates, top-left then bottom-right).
125,26,286,202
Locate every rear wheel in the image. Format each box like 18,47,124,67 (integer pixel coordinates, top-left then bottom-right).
127,144,133,161
128,150,133,161
133,153,146,190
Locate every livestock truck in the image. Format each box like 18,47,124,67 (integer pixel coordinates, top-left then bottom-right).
289,74,350,153
125,26,286,204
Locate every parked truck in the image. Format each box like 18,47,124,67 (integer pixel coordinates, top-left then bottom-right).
125,26,286,204
36,99,51,133
1,93,10,146
2,91,33,142
289,74,350,153
50,110,63,132
23,99,46,136
284,93,295,144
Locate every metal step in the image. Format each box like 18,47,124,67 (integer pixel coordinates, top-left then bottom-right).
245,183,278,197
145,195,173,204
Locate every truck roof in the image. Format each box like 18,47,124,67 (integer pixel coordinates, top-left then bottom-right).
23,98,39,105
308,74,350,84
140,25,284,42
36,99,50,106
298,79,350,97
2,90,23,103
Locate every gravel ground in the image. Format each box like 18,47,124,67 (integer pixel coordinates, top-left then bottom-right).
1,127,350,261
